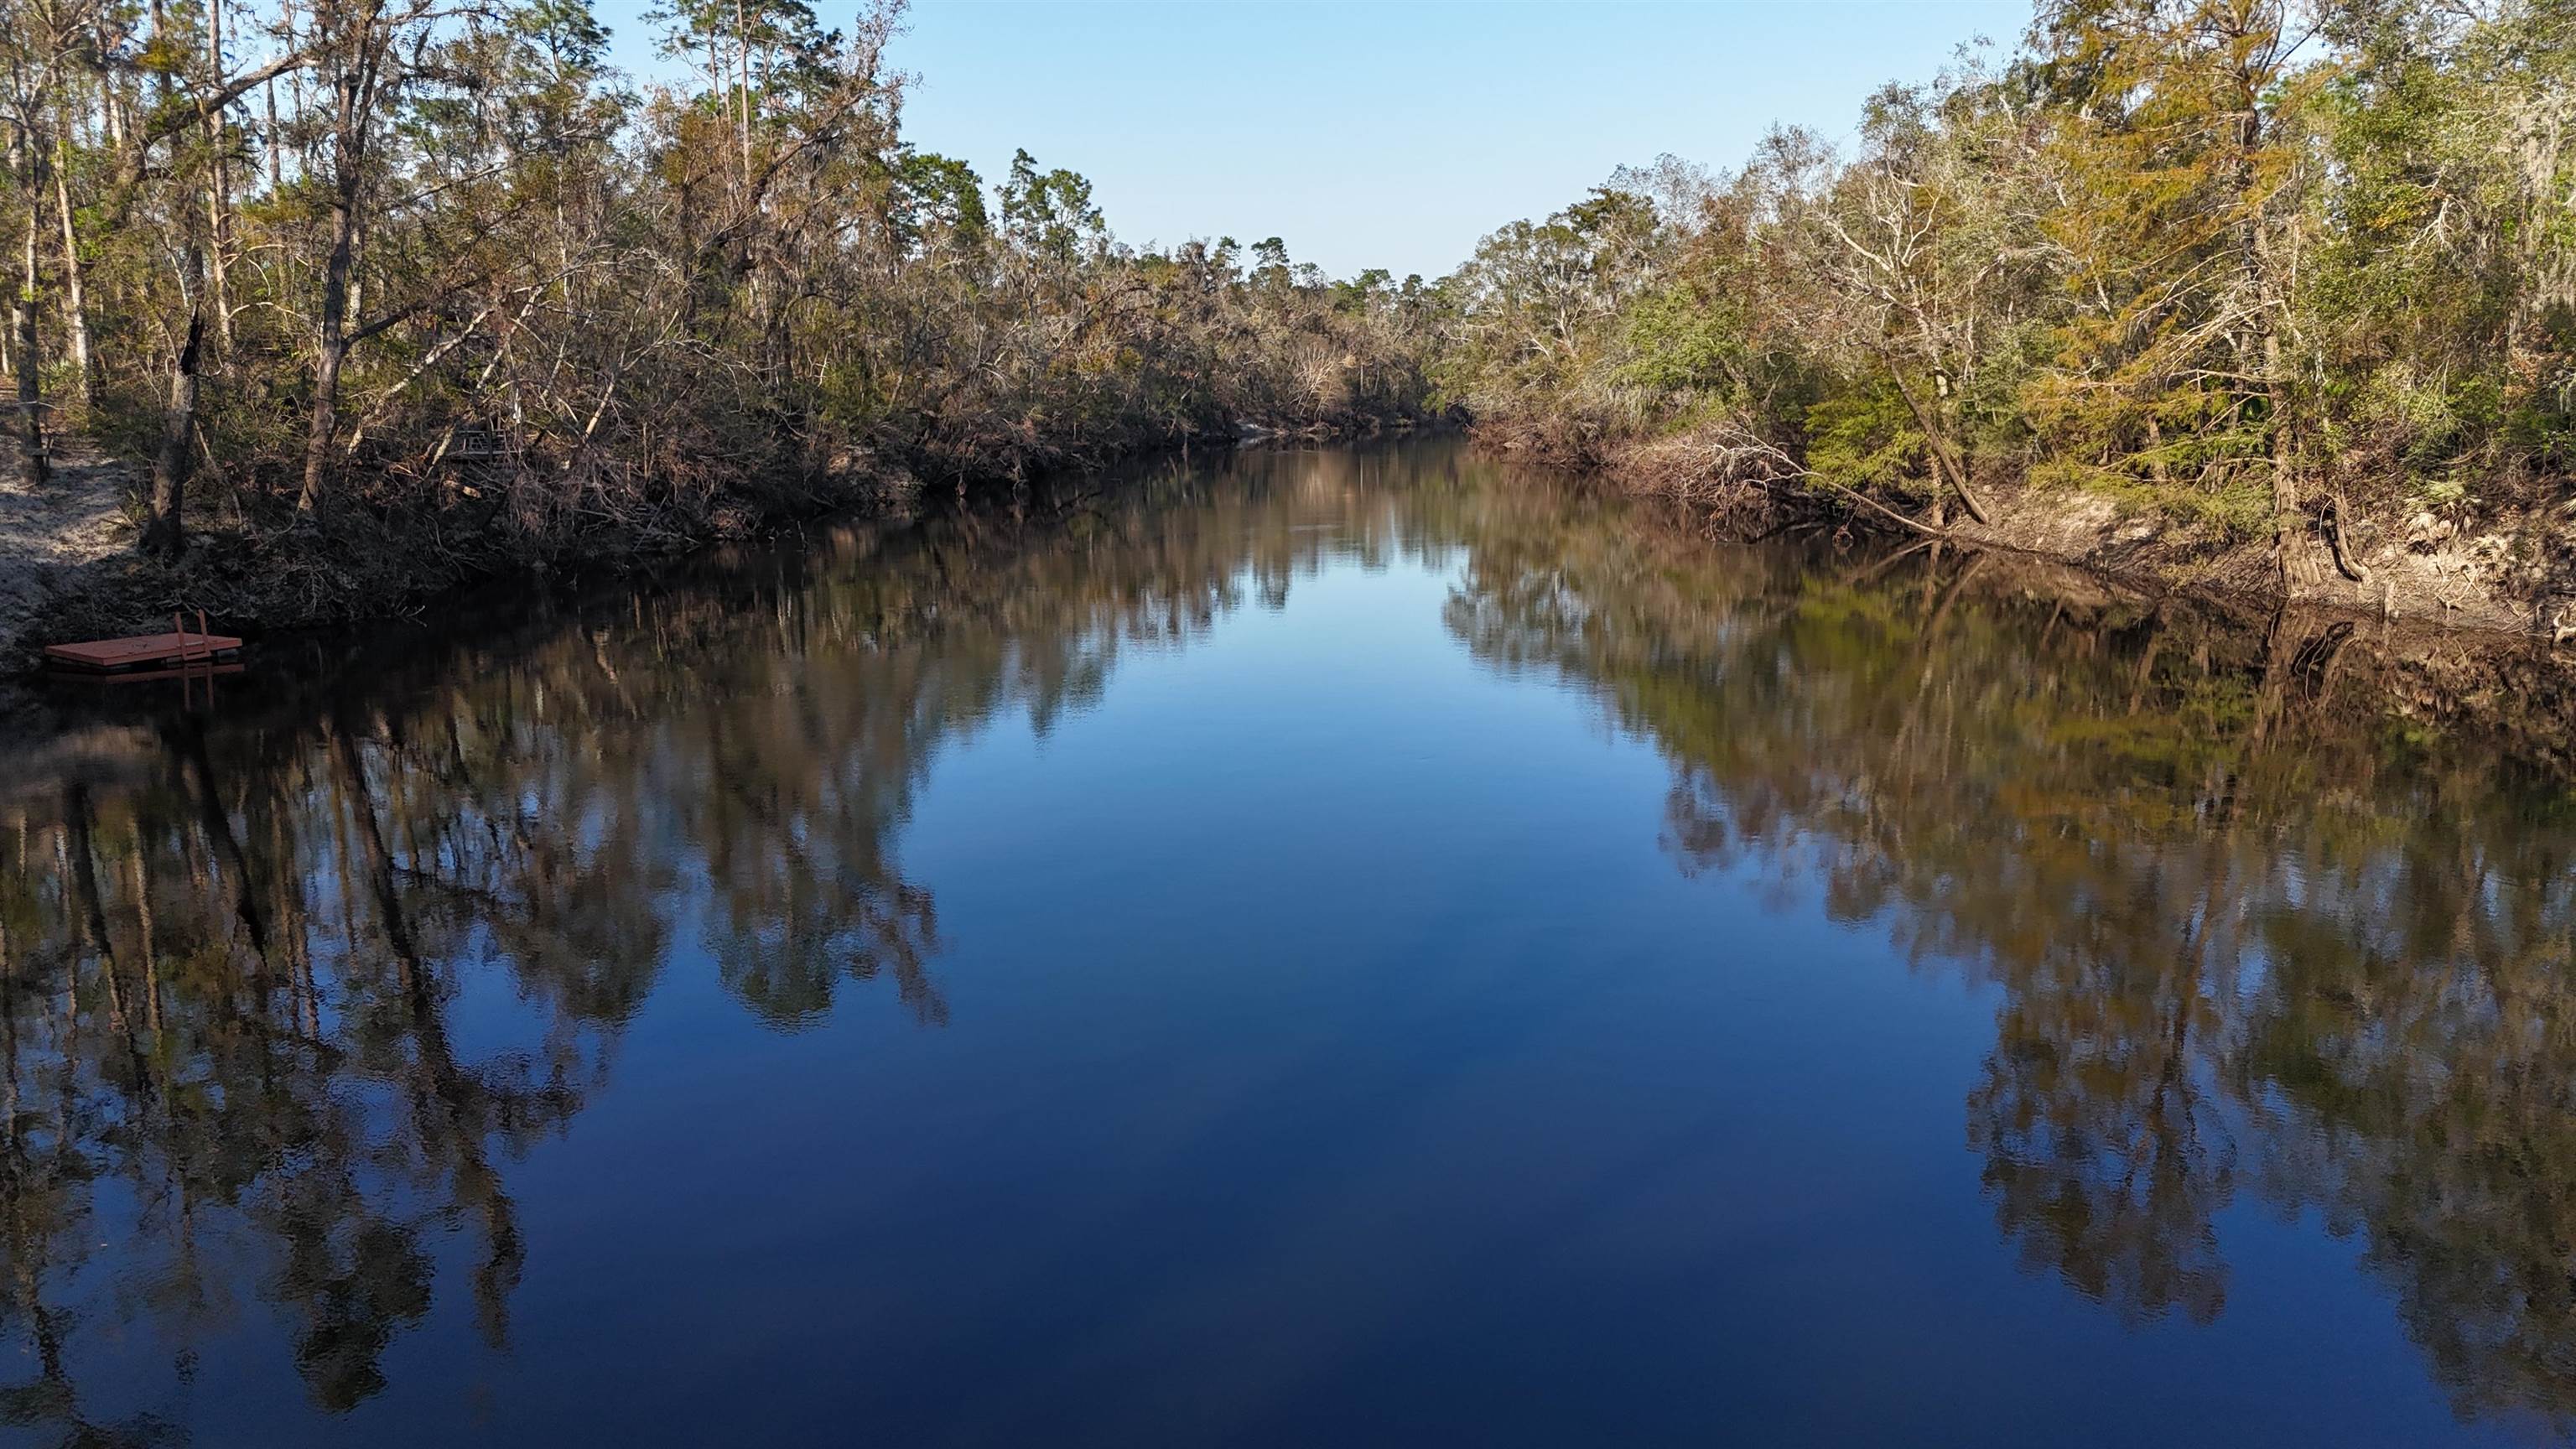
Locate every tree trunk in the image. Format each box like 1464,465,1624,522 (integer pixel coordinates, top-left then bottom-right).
2255,231,2318,592
263,79,283,191
206,148,235,353
2225,34,2322,597
300,317,346,512
205,0,235,351
50,144,92,413
144,309,203,559
13,178,44,487
298,143,361,512
735,0,753,182
2267,370,2320,592
1884,355,1990,524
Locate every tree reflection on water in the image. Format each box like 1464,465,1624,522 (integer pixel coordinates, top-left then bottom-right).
1445,470,2576,1432
7,442,2576,1438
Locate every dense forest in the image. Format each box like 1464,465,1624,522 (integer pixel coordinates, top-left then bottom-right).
2,0,2572,626
1436,0,2576,610
0,0,1436,611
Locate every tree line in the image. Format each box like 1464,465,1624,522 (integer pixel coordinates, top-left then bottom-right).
0,0,1439,580
11,0,2571,610
1433,0,2576,592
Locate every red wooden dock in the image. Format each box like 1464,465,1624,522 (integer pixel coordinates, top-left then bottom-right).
44,613,242,673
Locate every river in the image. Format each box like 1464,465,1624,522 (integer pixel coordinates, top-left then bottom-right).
4,439,2574,1446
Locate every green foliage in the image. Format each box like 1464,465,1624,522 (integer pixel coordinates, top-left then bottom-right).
1613,280,1747,399
1802,382,1920,493
1435,0,2576,548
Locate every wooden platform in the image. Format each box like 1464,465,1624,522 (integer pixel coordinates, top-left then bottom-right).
44,630,242,673
49,659,246,685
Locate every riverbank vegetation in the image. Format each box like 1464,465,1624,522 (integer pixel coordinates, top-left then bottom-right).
0,0,1436,621
1434,0,2576,610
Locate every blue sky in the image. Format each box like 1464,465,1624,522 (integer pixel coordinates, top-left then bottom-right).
591,1,2032,280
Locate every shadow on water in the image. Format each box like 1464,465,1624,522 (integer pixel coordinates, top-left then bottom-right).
5,438,2576,1441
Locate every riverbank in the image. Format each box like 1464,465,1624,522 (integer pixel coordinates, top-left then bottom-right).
14,409,2573,708
1585,425,2576,640
0,420,1446,680
0,467,891,674
0,444,157,667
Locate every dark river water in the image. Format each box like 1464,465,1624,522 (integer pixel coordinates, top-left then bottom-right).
7,439,2576,1446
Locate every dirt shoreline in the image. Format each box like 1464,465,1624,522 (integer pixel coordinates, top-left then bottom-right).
11,431,2576,793
0,444,153,667
0,421,1480,681
1589,428,2576,641
13,427,2576,713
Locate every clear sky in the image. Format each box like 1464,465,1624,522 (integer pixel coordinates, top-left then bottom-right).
592,0,2034,281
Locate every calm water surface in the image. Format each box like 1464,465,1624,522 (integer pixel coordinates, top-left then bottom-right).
6,440,2576,1446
